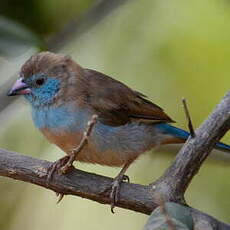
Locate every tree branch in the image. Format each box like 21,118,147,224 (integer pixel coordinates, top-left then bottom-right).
152,91,230,203
0,92,229,229
0,148,155,214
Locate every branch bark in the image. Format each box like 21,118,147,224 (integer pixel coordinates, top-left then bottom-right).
152,91,230,203
0,91,229,229
0,148,155,214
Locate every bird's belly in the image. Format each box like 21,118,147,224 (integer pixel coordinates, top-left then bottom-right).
40,128,127,167
41,128,82,153
40,120,169,167
77,145,128,167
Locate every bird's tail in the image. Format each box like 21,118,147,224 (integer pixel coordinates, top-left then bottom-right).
155,123,230,153
215,142,230,153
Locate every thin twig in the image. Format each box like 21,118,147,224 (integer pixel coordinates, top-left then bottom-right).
153,91,230,202
182,98,195,137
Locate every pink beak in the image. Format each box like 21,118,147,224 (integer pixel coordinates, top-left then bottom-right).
7,77,31,96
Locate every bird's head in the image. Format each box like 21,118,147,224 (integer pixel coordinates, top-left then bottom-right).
7,52,85,108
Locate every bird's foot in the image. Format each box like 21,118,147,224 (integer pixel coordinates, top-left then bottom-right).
59,152,76,174
108,174,130,213
121,175,130,183
46,155,71,183
46,155,72,204
56,192,65,204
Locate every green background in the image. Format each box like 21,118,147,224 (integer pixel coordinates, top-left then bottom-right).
0,0,229,229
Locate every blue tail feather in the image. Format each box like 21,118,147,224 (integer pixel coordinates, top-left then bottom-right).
215,142,230,153
155,123,230,153
155,123,190,140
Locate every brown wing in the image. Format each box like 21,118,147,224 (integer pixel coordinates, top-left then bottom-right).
84,69,174,126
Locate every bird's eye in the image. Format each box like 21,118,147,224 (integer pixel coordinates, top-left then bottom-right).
35,78,45,86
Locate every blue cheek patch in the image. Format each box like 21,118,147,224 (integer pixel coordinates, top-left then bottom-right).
25,77,60,107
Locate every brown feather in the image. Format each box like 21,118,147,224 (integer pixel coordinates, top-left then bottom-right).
83,69,174,126
20,52,174,126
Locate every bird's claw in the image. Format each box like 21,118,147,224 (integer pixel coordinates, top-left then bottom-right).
46,155,70,183
56,192,65,204
60,154,76,174
110,174,130,213
110,180,120,213
46,155,73,204
122,175,130,183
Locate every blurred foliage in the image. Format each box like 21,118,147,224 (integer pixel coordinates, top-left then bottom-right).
0,17,43,57
0,0,230,230
0,0,95,35
143,203,193,230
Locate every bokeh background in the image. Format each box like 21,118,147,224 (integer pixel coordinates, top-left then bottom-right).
0,0,230,229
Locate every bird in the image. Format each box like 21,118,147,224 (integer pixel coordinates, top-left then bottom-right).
7,51,230,212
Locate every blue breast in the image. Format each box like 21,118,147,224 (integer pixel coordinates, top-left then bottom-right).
32,105,90,132
32,104,170,155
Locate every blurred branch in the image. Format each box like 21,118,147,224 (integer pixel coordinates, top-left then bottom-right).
158,198,176,230
46,0,129,51
144,202,193,230
0,92,230,229
0,0,130,113
0,76,19,112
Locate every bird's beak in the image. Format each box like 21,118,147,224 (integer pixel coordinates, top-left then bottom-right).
7,77,31,96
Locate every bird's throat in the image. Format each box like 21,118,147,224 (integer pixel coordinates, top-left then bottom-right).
31,105,90,132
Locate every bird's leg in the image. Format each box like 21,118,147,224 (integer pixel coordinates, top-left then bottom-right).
46,115,98,204
59,151,78,174
110,162,132,213
46,155,71,203
60,114,98,174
